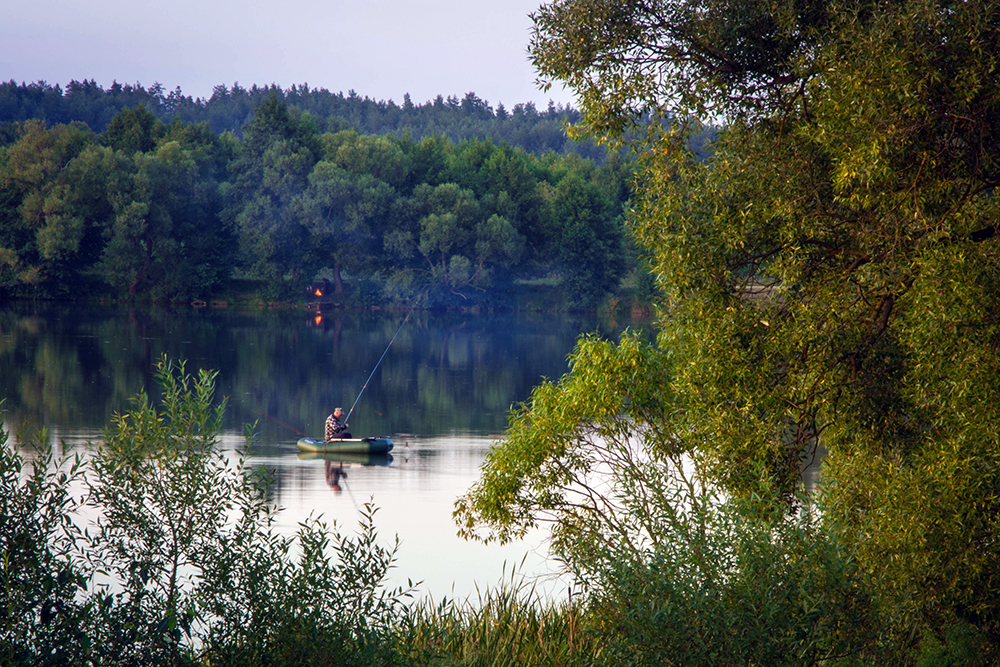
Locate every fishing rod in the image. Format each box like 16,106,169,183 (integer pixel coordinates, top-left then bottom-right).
344,308,413,425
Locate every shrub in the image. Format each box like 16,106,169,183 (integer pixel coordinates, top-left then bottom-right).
1,359,414,666
0,416,91,664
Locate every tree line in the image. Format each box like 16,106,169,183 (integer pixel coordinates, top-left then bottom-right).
0,79,605,159
0,95,642,308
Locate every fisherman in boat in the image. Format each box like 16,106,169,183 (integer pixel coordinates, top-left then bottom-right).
325,407,351,441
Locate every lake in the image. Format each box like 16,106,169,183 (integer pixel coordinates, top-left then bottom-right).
0,301,652,601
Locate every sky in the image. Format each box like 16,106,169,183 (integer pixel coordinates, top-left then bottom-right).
2,0,576,109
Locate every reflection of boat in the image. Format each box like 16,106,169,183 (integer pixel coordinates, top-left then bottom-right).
296,436,394,455
296,451,394,466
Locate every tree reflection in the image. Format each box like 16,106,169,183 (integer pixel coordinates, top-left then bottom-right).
0,303,651,447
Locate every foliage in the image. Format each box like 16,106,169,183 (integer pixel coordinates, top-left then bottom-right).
456,332,879,664
103,105,165,155
84,357,239,663
400,577,597,667
541,168,626,306
0,120,112,296
198,505,413,667
632,0,1000,647
101,138,225,298
454,0,1000,660
1,81,646,307
215,105,635,305
0,412,91,664
456,331,674,547
0,79,606,160
585,493,882,667
383,182,527,304
222,95,321,293
0,111,229,301
915,622,993,667
0,359,414,665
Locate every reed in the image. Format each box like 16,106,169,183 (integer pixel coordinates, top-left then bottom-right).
397,570,599,667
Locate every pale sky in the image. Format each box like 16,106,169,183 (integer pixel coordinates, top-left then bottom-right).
2,0,575,109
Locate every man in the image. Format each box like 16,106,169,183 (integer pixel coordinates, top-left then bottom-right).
325,407,351,441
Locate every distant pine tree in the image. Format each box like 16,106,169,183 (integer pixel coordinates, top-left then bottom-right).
0,79,606,159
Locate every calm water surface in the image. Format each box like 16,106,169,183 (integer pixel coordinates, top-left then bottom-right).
1,302,652,600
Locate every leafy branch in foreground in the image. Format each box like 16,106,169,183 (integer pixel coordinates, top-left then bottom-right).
456,331,679,552
456,332,881,664
0,412,91,663
520,0,1000,658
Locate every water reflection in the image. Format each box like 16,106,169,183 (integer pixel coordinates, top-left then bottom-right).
1,302,650,601
0,303,648,444
258,433,567,600
298,452,396,494
325,459,347,492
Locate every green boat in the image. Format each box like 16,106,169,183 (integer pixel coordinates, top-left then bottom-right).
296,436,394,455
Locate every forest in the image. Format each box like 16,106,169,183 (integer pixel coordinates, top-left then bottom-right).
0,90,645,309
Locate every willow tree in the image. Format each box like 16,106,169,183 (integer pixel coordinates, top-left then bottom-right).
458,0,1000,657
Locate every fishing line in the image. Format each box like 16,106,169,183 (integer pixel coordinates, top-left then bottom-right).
341,472,361,513
255,410,307,436
344,307,414,424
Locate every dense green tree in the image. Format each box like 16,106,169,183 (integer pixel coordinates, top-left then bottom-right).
446,139,497,194
295,162,398,296
224,95,321,291
384,182,525,303
539,168,626,305
0,121,114,296
103,105,165,155
403,134,452,190
0,93,637,307
320,129,411,188
95,109,228,300
450,140,546,252
459,0,1000,659
0,114,229,301
100,139,224,299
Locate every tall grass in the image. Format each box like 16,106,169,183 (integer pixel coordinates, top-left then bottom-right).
398,572,598,667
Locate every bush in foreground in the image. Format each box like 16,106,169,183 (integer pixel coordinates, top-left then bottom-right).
1,359,413,666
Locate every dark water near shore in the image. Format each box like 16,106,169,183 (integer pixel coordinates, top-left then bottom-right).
1,302,652,600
